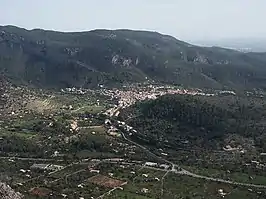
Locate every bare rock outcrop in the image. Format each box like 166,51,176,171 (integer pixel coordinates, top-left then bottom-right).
0,182,23,199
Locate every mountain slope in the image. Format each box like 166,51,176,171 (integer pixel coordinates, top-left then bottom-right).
1,25,266,89
119,94,266,151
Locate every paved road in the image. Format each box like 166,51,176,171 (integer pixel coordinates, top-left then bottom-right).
107,100,266,190
21,160,82,184
120,132,266,189
177,170,266,189
79,125,103,129
160,171,170,197
50,169,86,184
121,132,175,168
0,156,64,162
97,187,122,199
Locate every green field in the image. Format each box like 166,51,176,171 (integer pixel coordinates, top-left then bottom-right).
72,105,105,114
182,165,266,186
162,174,265,199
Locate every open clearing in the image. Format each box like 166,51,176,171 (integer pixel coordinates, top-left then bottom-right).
88,174,127,188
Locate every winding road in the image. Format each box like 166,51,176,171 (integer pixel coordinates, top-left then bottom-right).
120,132,266,189
104,93,266,190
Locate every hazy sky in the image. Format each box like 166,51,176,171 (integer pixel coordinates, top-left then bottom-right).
1,0,266,41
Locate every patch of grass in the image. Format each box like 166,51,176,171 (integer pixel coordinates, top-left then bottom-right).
182,165,266,185
76,151,118,159
0,130,38,139
48,164,88,179
163,173,265,199
107,190,152,199
79,126,106,134
9,118,44,129
72,105,105,114
26,98,57,113
229,172,266,185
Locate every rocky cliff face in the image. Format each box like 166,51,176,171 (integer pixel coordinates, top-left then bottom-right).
0,182,23,199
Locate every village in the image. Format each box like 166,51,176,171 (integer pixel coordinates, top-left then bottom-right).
0,78,266,198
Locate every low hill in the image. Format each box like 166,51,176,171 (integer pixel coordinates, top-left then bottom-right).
120,94,266,151
1,25,266,89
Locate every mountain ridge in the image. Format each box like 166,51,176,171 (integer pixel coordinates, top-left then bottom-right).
1,25,266,90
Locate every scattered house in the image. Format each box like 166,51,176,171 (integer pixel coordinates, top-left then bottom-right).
181,140,189,144
108,173,114,177
161,153,168,156
120,121,125,125
108,131,121,137
47,164,63,171
16,183,23,186
141,188,149,194
61,194,67,198
159,164,170,170
105,119,111,125
77,184,84,188
142,174,149,178
89,169,100,174
52,151,60,157
154,177,160,181
223,145,239,152
251,160,260,165
70,120,78,131
240,149,245,154
219,90,236,96
107,127,121,137
260,153,266,156
30,164,63,171
125,125,133,131
145,162,158,167
91,159,101,163
130,171,136,175
217,189,227,197
19,169,26,173
114,111,120,117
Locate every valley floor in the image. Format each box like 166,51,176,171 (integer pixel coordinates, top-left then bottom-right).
0,83,266,198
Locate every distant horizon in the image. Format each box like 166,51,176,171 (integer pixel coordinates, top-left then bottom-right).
2,23,266,52
2,24,266,47
1,0,266,42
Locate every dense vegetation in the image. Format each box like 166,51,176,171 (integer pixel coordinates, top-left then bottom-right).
1,26,266,89
120,94,266,151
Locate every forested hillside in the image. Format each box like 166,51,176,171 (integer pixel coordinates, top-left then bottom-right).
1,25,266,89
120,94,266,151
